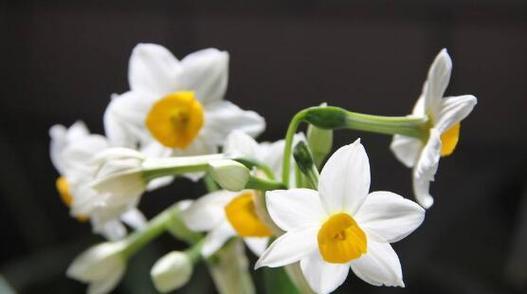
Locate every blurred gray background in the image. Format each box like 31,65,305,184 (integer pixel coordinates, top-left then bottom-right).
1,0,527,293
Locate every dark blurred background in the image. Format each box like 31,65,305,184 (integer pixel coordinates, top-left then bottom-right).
2,0,527,293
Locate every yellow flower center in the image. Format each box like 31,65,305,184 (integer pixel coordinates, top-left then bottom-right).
224,191,273,237
145,91,204,149
440,123,460,157
55,177,88,222
317,212,367,263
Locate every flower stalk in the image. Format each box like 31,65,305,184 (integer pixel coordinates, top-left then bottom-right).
122,204,199,258
142,154,225,182
282,106,428,185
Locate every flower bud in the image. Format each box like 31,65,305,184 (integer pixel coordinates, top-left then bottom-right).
307,124,333,167
293,141,319,188
67,241,127,294
209,159,250,191
150,251,193,293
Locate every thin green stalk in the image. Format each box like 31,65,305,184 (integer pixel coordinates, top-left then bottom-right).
246,176,287,191
281,110,309,186
122,209,171,258
142,154,224,182
185,239,205,263
344,111,426,138
204,174,220,192
235,158,275,180
282,106,427,186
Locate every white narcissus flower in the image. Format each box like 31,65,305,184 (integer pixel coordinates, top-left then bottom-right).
49,122,146,240
180,131,305,257
390,49,477,208
104,44,265,169
67,241,127,294
182,190,273,257
255,140,425,294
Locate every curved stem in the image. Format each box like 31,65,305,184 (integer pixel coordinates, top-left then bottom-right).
246,176,286,191
234,158,275,180
281,110,309,186
282,106,428,186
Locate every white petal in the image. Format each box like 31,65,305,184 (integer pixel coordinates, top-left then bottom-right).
435,95,478,133
128,43,181,96
223,131,260,160
350,240,404,287
91,171,144,201
86,266,125,294
172,136,218,157
201,222,236,257
61,135,109,179
318,139,370,215
179,48,229,105
120,208,147,231
182,191,236,231
355,191,425,243
67,242,126,281
412,129,441,208
390,135,423,168
410,96,426,117
300,251,350,294
244,237,269,257
413,174,433,209
424,49,452,115
49,122,90,175
202,101,265,146
96,220,127,241
103,92,152,148
255,226,318,269
266,189,326,231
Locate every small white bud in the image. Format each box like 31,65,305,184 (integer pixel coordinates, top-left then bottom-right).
150,251,193,293
67,241,127,294
307,124,333,167
209,159,250,191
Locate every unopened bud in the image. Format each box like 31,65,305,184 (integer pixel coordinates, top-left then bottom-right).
151,251,193,293
209,159,250,191
307,124,333,167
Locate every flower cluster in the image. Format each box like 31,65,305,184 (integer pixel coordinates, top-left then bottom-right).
50,44,476,294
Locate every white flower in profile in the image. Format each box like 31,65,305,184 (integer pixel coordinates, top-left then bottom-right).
49,122,146,240
67,241,127,294
390,49,477,208
104,43,265,165
255,140,425,294
182,190,272,257
89,148,147,223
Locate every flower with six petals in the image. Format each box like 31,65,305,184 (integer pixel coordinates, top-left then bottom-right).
255,139,425,294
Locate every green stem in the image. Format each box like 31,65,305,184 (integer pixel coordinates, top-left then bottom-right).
246,176,287,191
343,111,426,138
235,158,275,180
282,110,309,186
122,204,201,258
185,239,205,264
204,174,220,192
122,209,171,258
282,106,427,186
142,154,224,182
